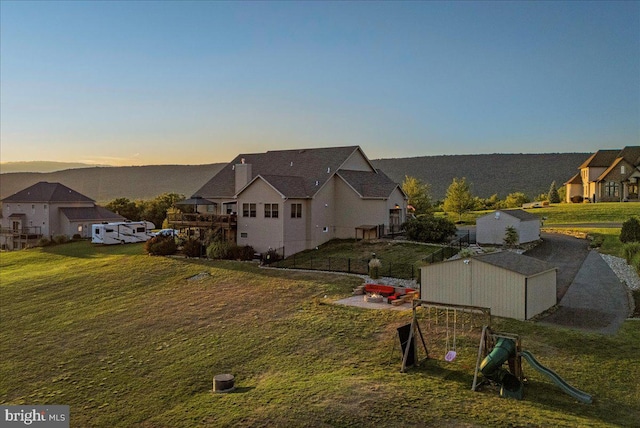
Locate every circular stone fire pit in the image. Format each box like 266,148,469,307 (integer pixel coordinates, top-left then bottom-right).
364,294,383,303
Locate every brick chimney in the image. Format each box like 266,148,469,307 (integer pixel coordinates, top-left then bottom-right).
235,158,252,193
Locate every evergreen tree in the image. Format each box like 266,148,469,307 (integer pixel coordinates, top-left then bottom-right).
548,181,561,203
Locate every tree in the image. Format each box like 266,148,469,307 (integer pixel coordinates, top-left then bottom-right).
443,177,475,222
140,193,185,229
105,198,141,221
402,175,432,215
620,216,640,243
548,181,561,203
504,192,530,208
503,226,519,248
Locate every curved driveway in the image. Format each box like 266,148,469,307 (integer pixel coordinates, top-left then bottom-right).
525,232,630,335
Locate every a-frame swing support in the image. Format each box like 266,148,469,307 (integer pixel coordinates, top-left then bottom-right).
401,299,492,373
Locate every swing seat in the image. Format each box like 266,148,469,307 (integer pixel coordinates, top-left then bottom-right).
445,350,457,362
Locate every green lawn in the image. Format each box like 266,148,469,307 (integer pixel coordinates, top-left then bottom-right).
450,202,639,226
1,242,639,427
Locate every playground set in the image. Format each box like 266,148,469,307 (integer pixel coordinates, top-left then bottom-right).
398,299,593,404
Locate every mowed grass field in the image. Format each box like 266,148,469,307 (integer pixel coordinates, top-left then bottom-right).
1,241,639,427
455,202,640,226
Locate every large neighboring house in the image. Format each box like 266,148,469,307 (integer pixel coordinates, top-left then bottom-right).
171,146,407,256
565,146,640,203
0,182,124,250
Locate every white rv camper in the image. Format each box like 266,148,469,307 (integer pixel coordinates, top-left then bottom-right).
91,221,155,244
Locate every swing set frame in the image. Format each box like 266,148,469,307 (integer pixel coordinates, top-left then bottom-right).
400,299,492,373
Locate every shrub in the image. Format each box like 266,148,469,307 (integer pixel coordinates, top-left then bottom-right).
368,257,382,279
72,234,82,240
263,248,281,264
570,195,584,203
620,217,640,243
53,235,69,245
632,253,640,276
182,239,203,258
145,235,177,256
37,237,51,247
622,242,640,264
402,215,457,243
206,240,233,259
503,226,519,248
230,245,255,261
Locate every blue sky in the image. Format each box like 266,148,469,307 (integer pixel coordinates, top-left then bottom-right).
1,1,638,165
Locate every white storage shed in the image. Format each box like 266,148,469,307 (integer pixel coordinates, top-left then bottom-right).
420,251,557,320
476,209,541,245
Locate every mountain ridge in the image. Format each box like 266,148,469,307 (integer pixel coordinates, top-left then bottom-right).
0,153,589,203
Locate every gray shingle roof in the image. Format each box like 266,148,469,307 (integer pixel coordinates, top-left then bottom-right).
475,251,556,276
578,150,620,169
2,182,95,203
337,169,400,198
193,146,370,198
60,206,125,222
493,209,540,221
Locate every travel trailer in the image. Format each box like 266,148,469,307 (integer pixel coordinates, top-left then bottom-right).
91,221,155,244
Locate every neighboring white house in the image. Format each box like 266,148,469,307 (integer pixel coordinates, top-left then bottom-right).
420,251,557,320
0,182,124,250
476,209,541,246
178,146,408,256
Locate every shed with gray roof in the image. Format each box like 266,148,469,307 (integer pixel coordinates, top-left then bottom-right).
420,251,557,320
476,209,541,245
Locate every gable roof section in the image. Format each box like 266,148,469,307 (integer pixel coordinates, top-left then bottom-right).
194,146,366,199
564,172,582,185
2,182,94,203
60,206,125,222
475,251,556,277
578,150,620,169
595,157,629,182
617,146,640,166
336,169,403,199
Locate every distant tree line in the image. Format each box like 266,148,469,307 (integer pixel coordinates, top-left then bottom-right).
105,193,185,229
402,176,566,217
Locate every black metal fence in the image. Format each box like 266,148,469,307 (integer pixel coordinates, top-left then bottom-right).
264,230,473,280
267,253,419,280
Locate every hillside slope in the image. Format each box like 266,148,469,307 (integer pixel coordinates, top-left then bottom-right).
0,164,225,203
372,152,589,199
0,153,589,202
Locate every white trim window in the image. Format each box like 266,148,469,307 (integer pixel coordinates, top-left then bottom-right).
291,203,302,218
264,203,278,218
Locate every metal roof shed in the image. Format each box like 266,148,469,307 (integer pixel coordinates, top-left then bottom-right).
420,251,557,320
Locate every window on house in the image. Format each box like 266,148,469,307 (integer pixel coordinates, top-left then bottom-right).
291,203,302,218
78,225,83,232
240,232,248,238
621,165,626,174
243,203,256,217
604,181,619,197
265,203,279,218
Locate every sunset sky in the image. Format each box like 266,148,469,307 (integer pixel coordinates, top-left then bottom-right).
1,1,638,166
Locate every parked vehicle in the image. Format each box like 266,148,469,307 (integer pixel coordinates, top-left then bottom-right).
91,221,155,244
150,229,180,237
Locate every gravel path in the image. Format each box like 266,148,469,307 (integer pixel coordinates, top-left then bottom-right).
600,253,640,291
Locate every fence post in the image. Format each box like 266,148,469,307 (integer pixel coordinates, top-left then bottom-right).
328,257,331,271
348,258,351,273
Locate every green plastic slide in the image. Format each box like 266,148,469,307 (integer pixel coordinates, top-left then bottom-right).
520,350,593,404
